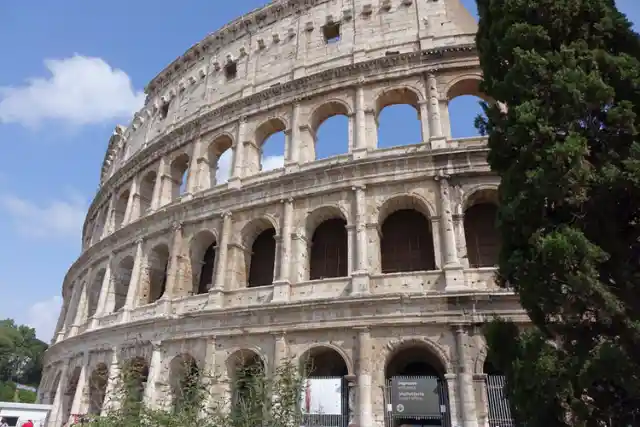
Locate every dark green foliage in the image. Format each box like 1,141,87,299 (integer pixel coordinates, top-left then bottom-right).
475,0,640,424
0,381,16,401
0,319,48,388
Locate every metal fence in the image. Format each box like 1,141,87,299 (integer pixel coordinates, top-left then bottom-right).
486,375,515,427
300,376,350,427
383,376,452,427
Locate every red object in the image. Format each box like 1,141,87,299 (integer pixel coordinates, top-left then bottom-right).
22,421,33,427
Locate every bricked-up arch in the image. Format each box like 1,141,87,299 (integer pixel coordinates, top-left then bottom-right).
89,363,108,415
190,230,217,294
139,170,157,214
87,269,106,319
114,189,130,230
62,366,82,423
380,205,436,273
375,87,423,149
207,134,233,187
300,346,349,377
251,117,287,175
171,153,191,199
146,244,170,303
310,101,351,160
463,189,500,268
121,357,149,409
309,218,348,280
227,349,266,417
169,354,200,412
113,256,134,311
247,228,277,287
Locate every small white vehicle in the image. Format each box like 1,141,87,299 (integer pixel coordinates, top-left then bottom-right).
0,402,52,427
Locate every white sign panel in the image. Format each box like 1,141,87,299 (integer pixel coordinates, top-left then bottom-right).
300,378,343,416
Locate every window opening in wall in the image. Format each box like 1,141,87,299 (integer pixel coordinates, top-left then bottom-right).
312,102,350,160
377,105,422,148
159,101,170,120
385,50,400,56
225,61,238,80
260,128,286,172
323,22,341,43
448,95,485,138
248,228,276,287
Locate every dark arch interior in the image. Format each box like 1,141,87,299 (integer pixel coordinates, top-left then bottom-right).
464,203,500,268
89,364,108,415
381,209,435,273
198,242,216,294
385,346,444,378
248,228,276,287
123,358,149,405
148,246,169,303
171,356,200,411
483,354,503,375
114,256,134,312
302,347,349,377
309,218,348,280
231,352,266,416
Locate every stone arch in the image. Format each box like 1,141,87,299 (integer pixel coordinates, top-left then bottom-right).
144,243,170,304
308,100,352,161
375,85,425,149
249,117,288,176
445,74,487,101
113,187,131,230
112,254,134,312
226,348,267,416
87,268,106,319
463,186,500,268
460,184,499,212
62,366,82,423
170,152,191,200
169,353,200,411
384,337,452,376
47,370,62,405
206,132,234,187
473,345,488,375
189,229,218,294
445,73,490,139
305,206,349,281
374,85,424,115
121,356,149,405
254,116,289,145
139,169,158,214
241,216,278,288
298,344,353,376
88,363,109,415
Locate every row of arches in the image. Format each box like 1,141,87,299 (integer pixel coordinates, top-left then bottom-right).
47,341,507,426
89,79,487,248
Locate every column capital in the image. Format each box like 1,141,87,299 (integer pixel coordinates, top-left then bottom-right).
222,211,232,219
171,220,183,232
280,197,294,204
351,184,366,192
135,237,145,245
435,169,451,182
150,340,163,351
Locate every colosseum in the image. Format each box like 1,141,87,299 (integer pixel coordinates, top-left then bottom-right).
38,0,525,426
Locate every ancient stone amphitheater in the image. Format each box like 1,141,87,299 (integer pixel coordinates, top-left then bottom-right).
38,1,526,426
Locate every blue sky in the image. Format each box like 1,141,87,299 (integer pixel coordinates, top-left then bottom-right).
0,1,637,342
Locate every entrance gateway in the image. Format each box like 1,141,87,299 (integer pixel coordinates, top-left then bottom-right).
385,376,451,427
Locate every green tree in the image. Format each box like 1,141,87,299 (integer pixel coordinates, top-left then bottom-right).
0,319,48,387
475,0,640,425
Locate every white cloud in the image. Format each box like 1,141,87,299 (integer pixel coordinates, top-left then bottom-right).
215,152,284,184
27,295,63,342
0,193,86,239
0,55,145,127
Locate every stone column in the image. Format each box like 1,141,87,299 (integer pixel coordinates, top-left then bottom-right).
144,341,165,409
355,327,373,427
455,326,478,427
427,73,446,149
419,100,431,143
102,195,116,239
354,82,367,157
123,238,145,314
151,158,167,210
49,362,69,427
91,257,113,328
157,157,175,207
436,171,465,290
102,348,121,414
445,373,461,427
187,138,205,194
288,102,300,167
125,176,141,224
53,299,69,343
229,117,246,185
69,354,90,421
166,221,185,298
351,185,369,295
210,212,232,306
200,337,219,417
70,281,89,336
273,198,293,302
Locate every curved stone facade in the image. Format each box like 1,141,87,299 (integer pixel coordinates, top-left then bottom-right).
39,1,525,426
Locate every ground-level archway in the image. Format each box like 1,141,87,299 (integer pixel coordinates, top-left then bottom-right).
384,342,451,427
89,363,109,415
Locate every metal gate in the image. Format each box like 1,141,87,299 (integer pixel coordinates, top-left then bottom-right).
486,375,515,427
301,376,349,427
384,376,452,427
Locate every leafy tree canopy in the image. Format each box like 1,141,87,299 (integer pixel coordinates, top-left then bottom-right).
475,0,640,425
0,319,48,387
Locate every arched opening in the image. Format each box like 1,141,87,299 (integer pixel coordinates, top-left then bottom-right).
113,256,134,312
146,244,170,304
256,118,286,174
87,269,106,319
247,227,276,288
311,102,350,160
381,209,435,273
190,230,217,295
376,88,423,149
169,354,200,413
299,347,349,426
89,363,108,415
48,372,61,405
121,357,149,412
170,153,190,200
464,190,500,268
446,78,489,139
139,170,157,215
114,189,130,230
62,367,82,423
309,218,348,280
207,135,233,187
228,350,266,421
483,354,514,426
92,207,108,244
384,343,450,427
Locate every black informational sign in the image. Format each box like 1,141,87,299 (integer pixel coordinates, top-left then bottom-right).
391,377,441,417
